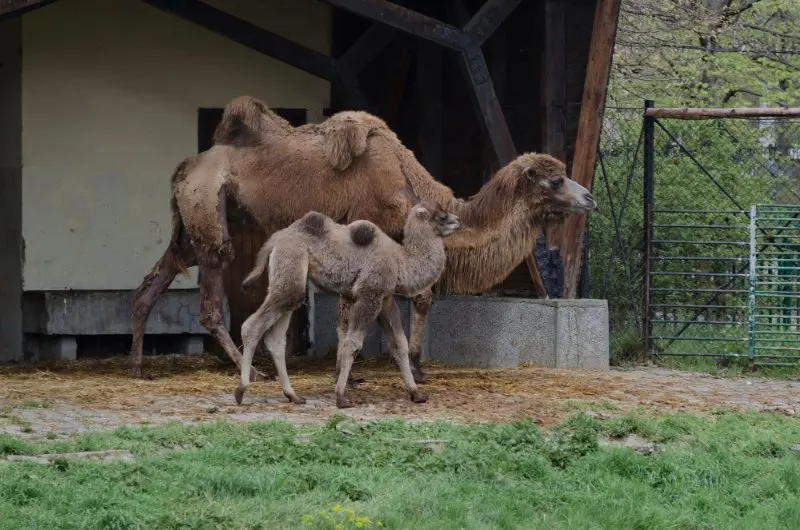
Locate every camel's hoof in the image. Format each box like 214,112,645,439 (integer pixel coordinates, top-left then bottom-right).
287,394,307,405
336,395,354,409
411,369,427,384
347,377,366,388
251,370,273,383
410,390,428,404
234,383,247,405
132,367,154,380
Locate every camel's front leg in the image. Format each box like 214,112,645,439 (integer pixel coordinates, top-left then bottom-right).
409,289,433,384
336,297,365,387
197,249,269,382
377,295,427,403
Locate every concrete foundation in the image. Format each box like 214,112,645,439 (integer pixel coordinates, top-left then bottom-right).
17,290,224,361
23,335,77,362
311,294,608,370
22,289,224,335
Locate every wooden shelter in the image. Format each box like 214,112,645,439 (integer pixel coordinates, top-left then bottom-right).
0,0,620,361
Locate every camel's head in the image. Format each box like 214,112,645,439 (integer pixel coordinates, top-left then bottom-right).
412,200,463,237
518,153,597,214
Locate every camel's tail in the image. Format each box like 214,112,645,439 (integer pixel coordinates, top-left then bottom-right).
169,160,191,277
241,238,274,291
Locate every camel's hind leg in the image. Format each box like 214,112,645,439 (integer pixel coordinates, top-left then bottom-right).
335,295,383,409
408,289,433,384
130,243,196,379
264,313,305,404
377,295,427,404
236,246,307,404
236,296,291,404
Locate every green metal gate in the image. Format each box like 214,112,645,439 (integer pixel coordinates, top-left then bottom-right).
748,204,800,366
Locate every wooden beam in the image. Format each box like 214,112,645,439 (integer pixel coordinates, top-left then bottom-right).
541,0,567,164
646,107,800,119
0,0,58,20
541,0,567,276
560,0,621,298
458,44,516,165
339,23,398,74
415,39,443,178
141,0,336,81
464,0,522,45
322,0,467,51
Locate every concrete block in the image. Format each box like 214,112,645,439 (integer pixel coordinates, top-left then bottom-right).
22,290,226,336
311,293,412,358
311,293,609,370
551,299,610,370
427,296,555,368
23,335,77,362
177,335,206,355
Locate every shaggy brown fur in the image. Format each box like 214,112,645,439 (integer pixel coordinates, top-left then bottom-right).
235,201,462,408
129,95,597,381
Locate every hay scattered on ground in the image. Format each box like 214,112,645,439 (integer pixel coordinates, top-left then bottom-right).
1,354,797,434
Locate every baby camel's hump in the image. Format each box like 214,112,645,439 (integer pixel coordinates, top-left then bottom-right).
296,213,393,294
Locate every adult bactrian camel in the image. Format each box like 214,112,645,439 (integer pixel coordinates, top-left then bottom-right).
129,95,597,382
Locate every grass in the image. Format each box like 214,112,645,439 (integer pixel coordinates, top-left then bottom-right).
1,411,799,529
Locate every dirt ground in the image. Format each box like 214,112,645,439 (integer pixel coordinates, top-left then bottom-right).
1,354,798,440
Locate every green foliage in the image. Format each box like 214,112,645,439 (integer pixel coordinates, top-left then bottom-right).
1,414,800,529
610,0,800,108
591,1,800,366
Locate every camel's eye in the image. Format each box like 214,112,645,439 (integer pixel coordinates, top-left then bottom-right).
549,178,564,190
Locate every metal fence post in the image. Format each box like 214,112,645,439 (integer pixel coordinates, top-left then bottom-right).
747,204,757,365
642,100,655,354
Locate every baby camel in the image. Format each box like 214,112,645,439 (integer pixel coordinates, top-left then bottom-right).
235,200,463,408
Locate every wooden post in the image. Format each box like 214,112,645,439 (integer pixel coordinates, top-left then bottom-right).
540,0,567,297
560,0,621,298
415,40,443,178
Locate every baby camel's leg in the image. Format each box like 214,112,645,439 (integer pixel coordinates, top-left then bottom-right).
377,295,427,404
336,297,364,387
335,295,383,409
235,296,288,404
263,313,305,404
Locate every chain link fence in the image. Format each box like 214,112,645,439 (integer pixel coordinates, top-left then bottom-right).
587,103,800,365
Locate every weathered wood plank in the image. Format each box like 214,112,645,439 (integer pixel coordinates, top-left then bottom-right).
142,0,336,81
0,0,58,20
322,0,467,50
541,0,568,290
646,107,800,119
541,0,567,164
463,0,521,45
338,23,398,74
458,43,516,166
415,39,443,178
560,0,621,298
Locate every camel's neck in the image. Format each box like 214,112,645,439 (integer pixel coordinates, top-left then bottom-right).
438,201,542,294
396,226,447,295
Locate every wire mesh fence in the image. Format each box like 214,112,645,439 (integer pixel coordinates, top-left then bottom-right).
587,103,800,364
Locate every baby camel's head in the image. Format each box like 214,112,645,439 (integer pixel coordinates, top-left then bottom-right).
409,200,463,238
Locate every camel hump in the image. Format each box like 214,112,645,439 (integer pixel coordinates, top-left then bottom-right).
299,212,329,237
319,111,391,171
349,223,376,247
212,95,289,148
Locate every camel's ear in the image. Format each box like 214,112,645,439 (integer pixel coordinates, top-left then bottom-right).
523,166,537,181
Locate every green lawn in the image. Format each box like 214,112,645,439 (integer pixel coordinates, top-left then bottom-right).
1,411,799,530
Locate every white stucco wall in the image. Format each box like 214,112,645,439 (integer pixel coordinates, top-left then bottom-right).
21,0,331,290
